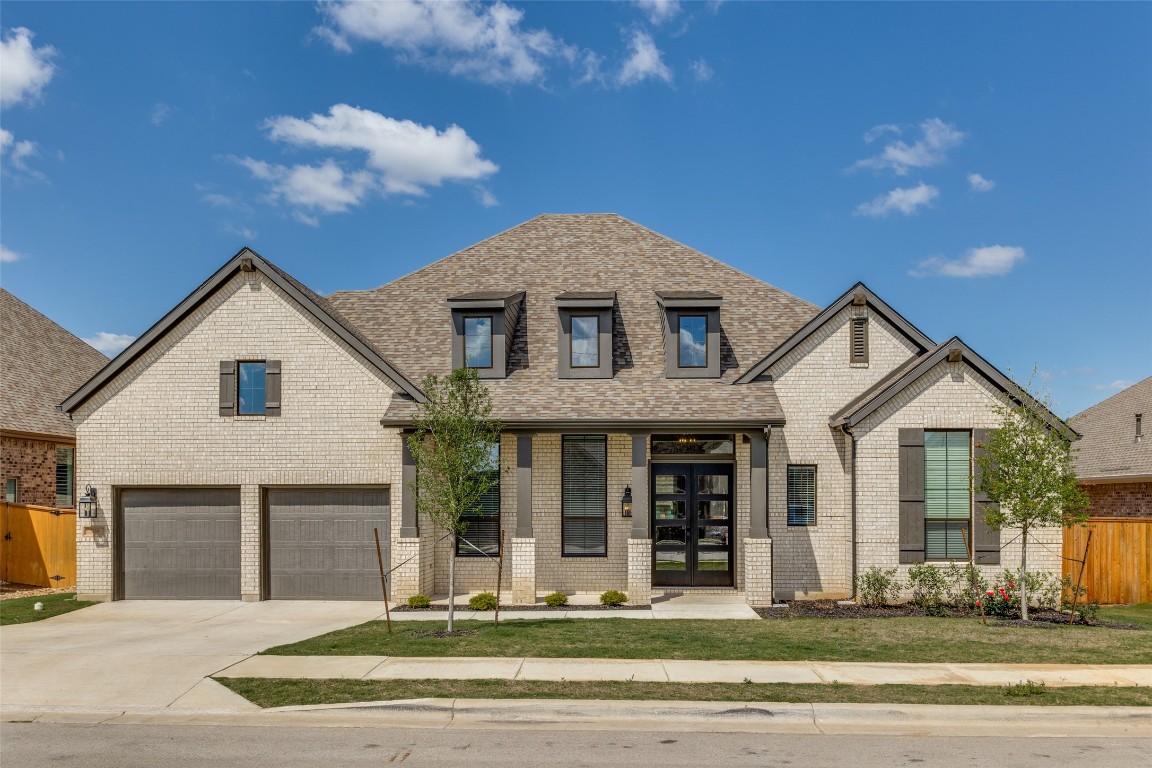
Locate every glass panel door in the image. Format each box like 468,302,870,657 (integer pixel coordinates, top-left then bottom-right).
651,462,734,587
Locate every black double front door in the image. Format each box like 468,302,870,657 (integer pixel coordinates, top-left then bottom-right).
651,463,734,587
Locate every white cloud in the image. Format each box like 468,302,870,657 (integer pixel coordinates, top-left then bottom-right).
851,118,965,175
316,0,577,85
222,222,257,241
967,172,996,192
236,105,498,220
854,183,939,218
83,332,135,356
1094,379,1136,392
910,245,1026,278
0,128,10,152
0,244,22,263
0,27,57,107
863,124,901,144
473,187,499,207
617,30,672,86
636,0,681,25
150,102,174,126
690,57,713,83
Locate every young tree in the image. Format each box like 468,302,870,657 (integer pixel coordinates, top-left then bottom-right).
407,368,502,633
975,374,1090,620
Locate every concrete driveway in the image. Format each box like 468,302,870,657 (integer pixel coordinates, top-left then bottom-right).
0,601,389,712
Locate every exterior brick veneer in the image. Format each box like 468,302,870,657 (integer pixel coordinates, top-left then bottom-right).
627,538,653,606
1082,482,1152,518
1,436,69,508
743,538,774,605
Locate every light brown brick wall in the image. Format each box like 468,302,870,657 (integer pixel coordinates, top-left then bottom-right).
1082,481,1152,518
71,272,405,601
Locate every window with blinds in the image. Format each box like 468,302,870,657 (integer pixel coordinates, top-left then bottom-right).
458,443,501,556
55,446,74,508
562,435,607,556
924,431,971,560
851,317,868,363
787,465,817,526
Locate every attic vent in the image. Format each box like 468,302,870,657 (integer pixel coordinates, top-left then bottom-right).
851,317,868,363
947,348,963,363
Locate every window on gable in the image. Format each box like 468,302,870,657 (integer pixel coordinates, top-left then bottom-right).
458,442,501,556
464,316,493,369
678,315,708,368
924,431,971,560
220,360,281,417
851,317,868,363
238,361,267,414
570,315,600,368
787,465,816,526
562,435,607,557
55,447,74,508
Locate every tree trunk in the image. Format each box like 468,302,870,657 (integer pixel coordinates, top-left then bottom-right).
447,542,456,633
1020,526,1029,621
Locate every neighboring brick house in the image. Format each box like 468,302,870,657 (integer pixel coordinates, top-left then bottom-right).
1070,377,1152,518
60,214,1073,604
1,289,109,509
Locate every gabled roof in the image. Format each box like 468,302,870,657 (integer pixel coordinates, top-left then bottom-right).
735,282,933,384
1069,376,1152,481
829,336,1078,439
60,248,425,413
1,289,109,439
328,214,818,425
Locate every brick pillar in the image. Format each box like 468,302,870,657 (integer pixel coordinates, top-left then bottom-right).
390,536,426,600
511,537,537,604
744,537,774,605
240,484,262,601
627,538,652,606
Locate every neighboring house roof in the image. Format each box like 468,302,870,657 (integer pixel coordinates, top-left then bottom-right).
829,336,1078,439
60,249,425,413
1070,376,1152,482
735,282,933,384
1,288,108,440
330,213,819,427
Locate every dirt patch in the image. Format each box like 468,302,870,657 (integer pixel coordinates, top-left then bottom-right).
412,629,481,639
0,581,71,601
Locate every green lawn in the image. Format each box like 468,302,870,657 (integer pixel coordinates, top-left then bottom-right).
1098,603,1152,631
0,593,95,625
216,677,1152,709
262,616,1152,665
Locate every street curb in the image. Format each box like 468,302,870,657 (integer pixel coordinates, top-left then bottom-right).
5,699,1151,737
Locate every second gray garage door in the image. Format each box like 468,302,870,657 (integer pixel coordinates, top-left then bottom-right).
266,488,390,600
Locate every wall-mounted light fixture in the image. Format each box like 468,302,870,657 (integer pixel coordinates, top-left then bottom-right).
78,485,98,519
621,486,633,517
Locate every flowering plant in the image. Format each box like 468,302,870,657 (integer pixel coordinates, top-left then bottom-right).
976,578,1019,618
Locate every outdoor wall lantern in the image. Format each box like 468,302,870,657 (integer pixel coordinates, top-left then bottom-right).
78,485,98,519
621,486,633,517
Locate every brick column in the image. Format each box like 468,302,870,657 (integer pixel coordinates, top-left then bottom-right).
627,538,652,606
511,434,536,603
240,484,262,601
511,537,537,604
744,537,774,605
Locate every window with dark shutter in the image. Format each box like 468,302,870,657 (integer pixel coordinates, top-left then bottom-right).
924,431,971,560
458,443,501,556
851,317,868,363
787,465,816,526
219,361,236,416
972,428,1001,564
898,428,926,563
562,435,607,556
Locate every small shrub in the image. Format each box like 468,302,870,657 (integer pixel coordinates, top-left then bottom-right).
544,591,569,607
906,563,948,611
600,589,628,607
1001,568,1062,610
944,562,988,613
856,566,901,607
1005,679,1046,698
468,592,499,611
407,594,431,609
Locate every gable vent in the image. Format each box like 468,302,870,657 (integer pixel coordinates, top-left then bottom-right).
851,317,868,363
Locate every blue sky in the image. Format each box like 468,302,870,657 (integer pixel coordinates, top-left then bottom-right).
1,1,1149,418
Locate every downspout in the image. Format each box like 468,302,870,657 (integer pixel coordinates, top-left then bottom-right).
846,425,858,602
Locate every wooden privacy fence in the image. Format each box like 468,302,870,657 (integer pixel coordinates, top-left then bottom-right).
1063,517,1152,605
0,502,77,589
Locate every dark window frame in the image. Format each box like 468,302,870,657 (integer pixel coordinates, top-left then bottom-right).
463,315,495,370
55,446,74,508
786,464,817,526
457,442,501,557
237,360,268,415
561,434,608,558
923,430,972,562
569,314,601,369
656,294,722,379
5,476,18,503
677,314,709,369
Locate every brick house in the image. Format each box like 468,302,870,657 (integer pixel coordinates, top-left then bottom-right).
1,289,108,510
60,215,1072,604
1070,377,1152,518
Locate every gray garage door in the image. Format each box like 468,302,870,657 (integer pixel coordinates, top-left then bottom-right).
267,488,390,600
120,488,241,600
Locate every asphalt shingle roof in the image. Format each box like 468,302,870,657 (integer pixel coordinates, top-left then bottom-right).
328,214,819,425
1,289,109,439
1070,376,1152,480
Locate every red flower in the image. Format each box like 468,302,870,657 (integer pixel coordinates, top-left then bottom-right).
1008,582,1015,588
986,590,995,596
975,599,982,606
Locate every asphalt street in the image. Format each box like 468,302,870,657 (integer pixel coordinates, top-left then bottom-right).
2,722,1148,768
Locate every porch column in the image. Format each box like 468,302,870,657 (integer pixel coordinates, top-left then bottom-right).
627,432,652,606
511,433,537,604
745,428,774,605
400,433,418,538
392,431,430,599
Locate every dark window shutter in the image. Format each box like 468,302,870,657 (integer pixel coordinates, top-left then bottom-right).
219,360,236,416
851,317,868,363
265,360,281,416
898,428,925,563
972,428,1000,564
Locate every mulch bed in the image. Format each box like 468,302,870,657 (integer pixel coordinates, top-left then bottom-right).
755,600,1138,629
0,581,71,601
393,603,648,612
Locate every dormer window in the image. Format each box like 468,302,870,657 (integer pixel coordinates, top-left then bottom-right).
448,291,524,379
657,291,722,378
556,292,614,379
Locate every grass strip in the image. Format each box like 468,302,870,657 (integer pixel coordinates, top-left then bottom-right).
216,677,1152,709
0,593,95,626
261,615,1152,665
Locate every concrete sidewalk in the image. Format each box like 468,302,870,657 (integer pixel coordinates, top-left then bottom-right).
217,655,1152,688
